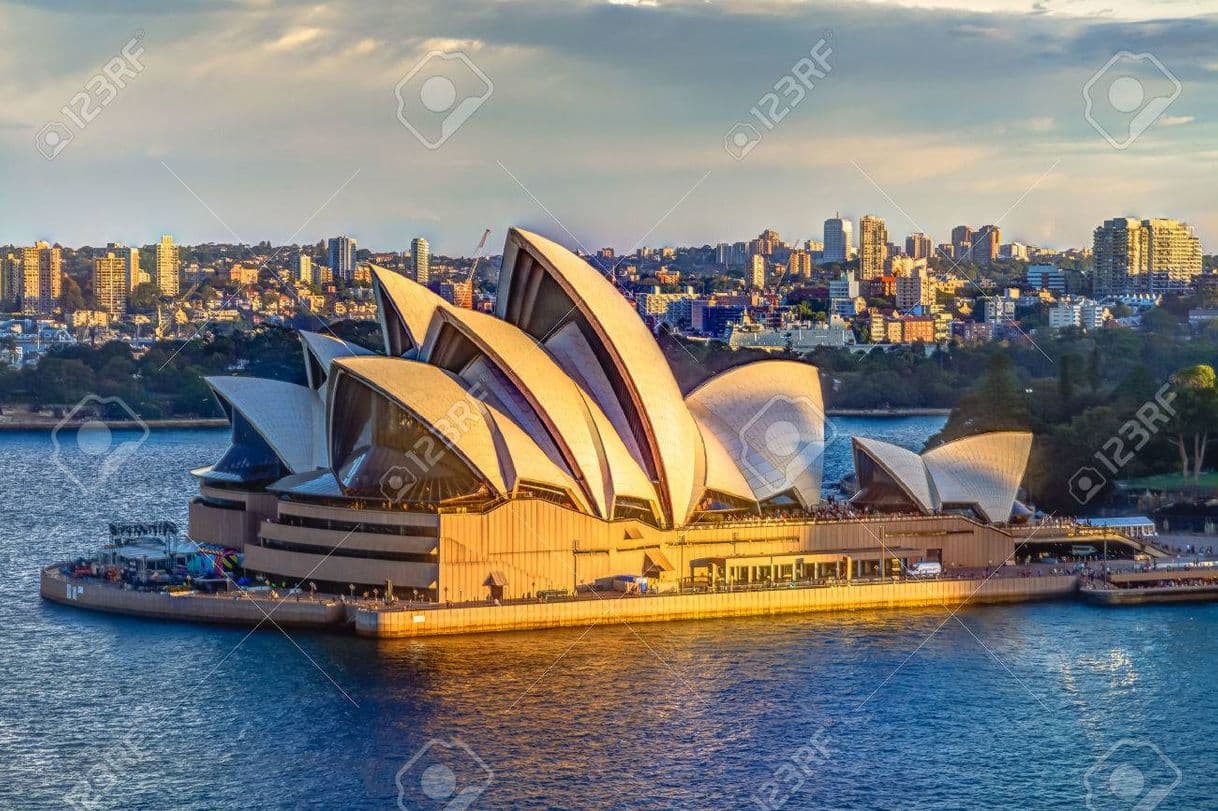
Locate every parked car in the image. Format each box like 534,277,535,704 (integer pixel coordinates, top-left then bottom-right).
907,560,943,578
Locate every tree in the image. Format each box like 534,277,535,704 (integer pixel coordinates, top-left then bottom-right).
1167,364,1218,479
1141,307,1179,335
61,276,86,313
1058,353,1078,407
926,351,1032,448
129,282,162,314
1085,345,1102,390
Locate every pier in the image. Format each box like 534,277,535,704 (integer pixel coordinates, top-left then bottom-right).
41,563,1080,638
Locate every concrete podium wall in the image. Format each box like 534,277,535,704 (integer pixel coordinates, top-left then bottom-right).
356,575,1078,638
40,567,345,628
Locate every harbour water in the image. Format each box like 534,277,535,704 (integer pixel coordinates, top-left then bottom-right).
4,419,1217,808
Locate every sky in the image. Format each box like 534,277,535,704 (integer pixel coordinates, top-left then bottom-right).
3,0,1218,255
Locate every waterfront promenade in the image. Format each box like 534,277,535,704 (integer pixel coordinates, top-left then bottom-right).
41,563,1079,638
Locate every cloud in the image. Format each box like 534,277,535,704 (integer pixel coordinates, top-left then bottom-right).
265,27,323,52
0,0,1217,253
951,23,1007,39
1159,114,1194,126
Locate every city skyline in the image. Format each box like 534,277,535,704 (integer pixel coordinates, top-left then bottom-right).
4,0,1218,253
0,209,1207,258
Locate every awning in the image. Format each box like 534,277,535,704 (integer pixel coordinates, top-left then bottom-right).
643,550,675,573
484,571,508,587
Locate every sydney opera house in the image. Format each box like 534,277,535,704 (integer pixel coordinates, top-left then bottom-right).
188,228,1033,600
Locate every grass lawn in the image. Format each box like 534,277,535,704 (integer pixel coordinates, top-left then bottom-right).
1120,471,1218,491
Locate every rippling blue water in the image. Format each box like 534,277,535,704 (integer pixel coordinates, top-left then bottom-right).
4,419,1216,809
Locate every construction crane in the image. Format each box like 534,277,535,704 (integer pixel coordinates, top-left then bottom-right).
465,228,492,284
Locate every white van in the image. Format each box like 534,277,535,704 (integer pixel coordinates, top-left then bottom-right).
907,560,943,578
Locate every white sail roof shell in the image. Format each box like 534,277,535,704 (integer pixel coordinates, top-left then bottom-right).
298,330,373,385
923,432,1032,523
419,306,659,520
851,437,935,513
370,266,447,355
852,432,1032,523
685,361,825,507
692,412,761,505
330,356,586,509
205,376,325,473
498,228,703,526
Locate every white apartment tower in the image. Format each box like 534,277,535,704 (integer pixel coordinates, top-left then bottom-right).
823,215,853,264
411,237,431,285
155,234,180,296
858,215,889,281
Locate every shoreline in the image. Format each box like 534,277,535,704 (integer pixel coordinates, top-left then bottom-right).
0,418,229,431
826,408,951,417
40,564,1077,638
0,411,949,431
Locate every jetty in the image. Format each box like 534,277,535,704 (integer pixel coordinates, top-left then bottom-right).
42,562,1080,638
1080,564,1218,605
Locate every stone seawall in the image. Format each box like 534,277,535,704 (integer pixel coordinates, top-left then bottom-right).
39,567,346,628
355,576,1080,638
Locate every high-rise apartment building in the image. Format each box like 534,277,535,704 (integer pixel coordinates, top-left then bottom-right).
823,215,852,264
715,242,748,268
787,250,812,279
950,225,974,262
1,252,19,308
895,267,935,310
750,229,781,257
410,237,430,285
749,254,766,289
20,241,61,314
155,234,180,296
294,252,313,284
1145,218,1203,287
19,247,40,310
440,279,473,309
1093,217,1202,295
93,251,129,315
95,243,141,293
715,243,731,267
905,233,932,260
973,225,1001,265
328,236,357,282
858,215,888,281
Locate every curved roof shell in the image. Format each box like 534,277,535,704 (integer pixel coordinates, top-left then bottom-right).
419,305,659,520
370,266,447,357
923,432,1032,523
686,361,825,507
496,227,702,526
205,376,324,473
851,432,1032,523
329,356,586,510
850,437,934,513
298,330,374,388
